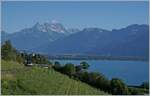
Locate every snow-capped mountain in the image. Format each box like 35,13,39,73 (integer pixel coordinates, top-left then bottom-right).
2,23,148,59
19,21,78,34
37,24,149,59
1,21,72,50
31,21,80,34
44,22,67,33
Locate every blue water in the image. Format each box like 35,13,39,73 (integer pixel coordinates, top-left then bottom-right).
51,60,149,85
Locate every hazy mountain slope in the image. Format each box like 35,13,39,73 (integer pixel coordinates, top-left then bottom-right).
90,24,149,58
2,23,148,58
1,22,69,50
36,28,110,54
38,24,149,58
2,21,80,51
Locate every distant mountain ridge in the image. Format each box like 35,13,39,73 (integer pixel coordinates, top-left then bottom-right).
1,21,80,50
36,24,149,58
2,23,149,58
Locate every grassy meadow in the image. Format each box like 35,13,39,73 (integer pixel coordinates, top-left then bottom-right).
1,60,107,95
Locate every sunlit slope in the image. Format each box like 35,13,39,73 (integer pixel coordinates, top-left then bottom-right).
1,60,107,95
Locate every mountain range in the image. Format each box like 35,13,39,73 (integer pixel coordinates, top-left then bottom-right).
1,22,149,59
1,21,80,51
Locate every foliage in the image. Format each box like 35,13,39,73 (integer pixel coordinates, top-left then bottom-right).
75,65,83,72
28,53,51,64
1,60,107,95
62,63,76,77
141,81,149,89
95,73,110,92
1,41,148,95
1,60,24,71
53,61,62,71
79,72,110,93
2,59,148,95
80,61,90,70
110,78,129,95
16,54,24,63
76,71,89,82
1,40,51,65
128,87,149,95
1,40,17,61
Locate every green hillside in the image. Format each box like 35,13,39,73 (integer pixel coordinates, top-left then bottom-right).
1,60,107,95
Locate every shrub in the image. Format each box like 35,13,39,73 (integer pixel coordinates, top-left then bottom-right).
110,78,129,95
75,65,83,72
96,74,110,92
1,40,17,61
80,61,90,70
53,61,62,71
62,63,76,77
141,82,149,89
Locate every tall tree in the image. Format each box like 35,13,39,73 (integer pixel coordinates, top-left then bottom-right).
110,78,129,95
1,40,17,60
63,63,76,77
80,61,90,70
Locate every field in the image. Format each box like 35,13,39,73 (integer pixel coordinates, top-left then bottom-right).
1,60,107,95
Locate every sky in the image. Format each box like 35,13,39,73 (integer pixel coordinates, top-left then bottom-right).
2,1,149,33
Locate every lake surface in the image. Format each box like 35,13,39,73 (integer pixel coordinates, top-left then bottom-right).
50,60,149,86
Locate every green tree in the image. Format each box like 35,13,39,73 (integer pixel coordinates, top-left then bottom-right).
1,40,17,61
16,54,24,63
141,82,149,89
53,61,61,71
110,78,129,95
87,72,101,86
96,74,110,92
63,63,76,77
76,71,89,81
80,61,90,70
75,65,83,72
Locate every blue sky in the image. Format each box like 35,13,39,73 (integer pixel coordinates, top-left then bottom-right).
2,1,149,33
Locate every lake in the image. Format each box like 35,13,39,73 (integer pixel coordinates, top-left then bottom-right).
50,60,149,86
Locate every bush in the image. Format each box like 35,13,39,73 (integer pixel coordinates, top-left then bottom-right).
75,65,83,72
110,78,129,95
87,72,100,86
141,82,149,89
80,61,90,70
95,74,110,92
76,71,89,82
128,87,146,95
62,63,76,77
53,61,62,71
1,40,17,61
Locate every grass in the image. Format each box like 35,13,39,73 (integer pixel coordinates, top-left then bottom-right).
1,60,24,70
1,60,107,95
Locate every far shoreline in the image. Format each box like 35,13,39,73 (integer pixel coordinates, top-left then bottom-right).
48,55,149,61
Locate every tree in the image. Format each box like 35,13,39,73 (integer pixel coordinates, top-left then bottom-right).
95,73,110,92
87,72,102,86
80,61,90,70
128,87,144,95
27,53,50,64
16,53,24,63
53,61,61,71
141,82,149,89
76,71,89,81
63,63,76,77
1,40,17,61
75,65,83,72
110,78,129,95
